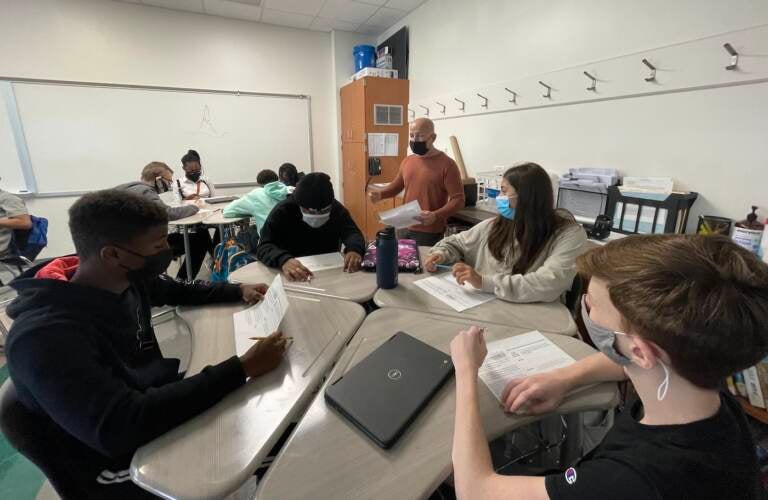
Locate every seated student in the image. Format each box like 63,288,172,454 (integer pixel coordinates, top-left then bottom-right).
0,182,32,258
256,173,365,281
449,234,768,500
117,162,199,221
425,163,586,303
116,162,210,281
223,169,288,236
4,190,287,499
278,162,304,189
179,149,216,200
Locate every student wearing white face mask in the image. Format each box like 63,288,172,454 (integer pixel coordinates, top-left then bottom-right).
425,163,586,303
255,173,365,281
448,234,768,500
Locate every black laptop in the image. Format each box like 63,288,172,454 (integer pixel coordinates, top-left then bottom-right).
325,332,454,449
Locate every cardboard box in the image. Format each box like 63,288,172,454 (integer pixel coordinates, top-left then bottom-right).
351,67,399,81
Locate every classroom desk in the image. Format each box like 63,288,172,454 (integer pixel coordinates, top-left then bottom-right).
255,308,619,500
230,259,379,303
131,295,366,500
374,247,577,336
201,212,249,240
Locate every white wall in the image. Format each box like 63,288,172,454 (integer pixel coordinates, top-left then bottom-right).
379,0,768,231
0,0,336,257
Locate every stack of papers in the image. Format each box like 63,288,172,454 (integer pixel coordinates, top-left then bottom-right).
378,200,422,229
619,177,674,201
478,331,575,402
296,252,345,272
232,275,290,356
413,273,495,312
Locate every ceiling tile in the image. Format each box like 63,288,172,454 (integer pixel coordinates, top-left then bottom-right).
142,0,205,13
203,0,262,21
357,24,384,36
309,17,360,32
385,0,425,10
319,0,379,24
366,6,406,26
263,0,325,16
261,8,314,29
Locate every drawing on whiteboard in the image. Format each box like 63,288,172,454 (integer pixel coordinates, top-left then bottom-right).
190,105,227,138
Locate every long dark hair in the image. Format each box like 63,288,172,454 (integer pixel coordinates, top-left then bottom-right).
488,163,571,274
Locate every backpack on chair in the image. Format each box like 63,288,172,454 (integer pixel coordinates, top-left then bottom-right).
210,236,255,283
15,215,48,261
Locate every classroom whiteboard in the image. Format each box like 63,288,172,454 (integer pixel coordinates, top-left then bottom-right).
0,83,26,193
6,80,312,194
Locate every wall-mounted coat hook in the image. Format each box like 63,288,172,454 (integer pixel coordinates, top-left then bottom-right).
419,105,430,116
504,88,517,104
454,98,465,112
476,93,488,109
583,71,597,91
724,42,739,70
538,81,552,99
642,58,656,82
435,101,446,114
408,108,415,119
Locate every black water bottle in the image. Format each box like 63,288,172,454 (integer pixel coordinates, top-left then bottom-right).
376,226,398,289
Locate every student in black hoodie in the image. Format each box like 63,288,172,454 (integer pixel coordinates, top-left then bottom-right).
4,190,288,499
255,172,366,281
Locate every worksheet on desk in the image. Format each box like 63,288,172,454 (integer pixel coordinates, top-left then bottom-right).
478,331,575,403
232,275,290,356
296,252,345,272
413,273,495,312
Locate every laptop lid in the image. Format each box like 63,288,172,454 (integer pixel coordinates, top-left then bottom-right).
325,331,454,449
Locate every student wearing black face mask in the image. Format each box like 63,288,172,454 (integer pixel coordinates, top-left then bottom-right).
3,190,287,499
117,162,198,221
368,117,465,246
116,162,212,282
179,149,216,200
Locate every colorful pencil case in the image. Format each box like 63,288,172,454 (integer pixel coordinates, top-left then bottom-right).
361,239,422,273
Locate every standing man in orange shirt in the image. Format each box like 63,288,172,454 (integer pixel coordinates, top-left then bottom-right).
368,117,465,246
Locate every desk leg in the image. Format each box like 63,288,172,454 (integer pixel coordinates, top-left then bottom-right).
182,226,193,281
219,224,226,241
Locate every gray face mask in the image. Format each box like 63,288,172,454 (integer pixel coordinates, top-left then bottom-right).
581,296,669,401
302,212,330,229
581,296,632,366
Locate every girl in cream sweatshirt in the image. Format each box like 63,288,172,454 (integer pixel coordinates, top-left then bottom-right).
426,163,587,303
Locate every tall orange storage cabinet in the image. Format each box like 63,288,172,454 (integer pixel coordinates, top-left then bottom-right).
340,77,409,242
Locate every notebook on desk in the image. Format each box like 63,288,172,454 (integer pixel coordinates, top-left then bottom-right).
325,332,454,449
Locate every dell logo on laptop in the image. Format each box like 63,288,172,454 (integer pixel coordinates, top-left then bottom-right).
387,369,403,381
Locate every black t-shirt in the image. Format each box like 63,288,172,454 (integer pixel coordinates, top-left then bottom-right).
546,392,761,500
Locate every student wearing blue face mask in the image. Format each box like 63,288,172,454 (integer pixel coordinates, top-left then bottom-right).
448,234,768,500
255,173,366,281
425,163,586,303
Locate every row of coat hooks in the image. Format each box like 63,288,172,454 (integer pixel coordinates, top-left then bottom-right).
407,42,741,118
